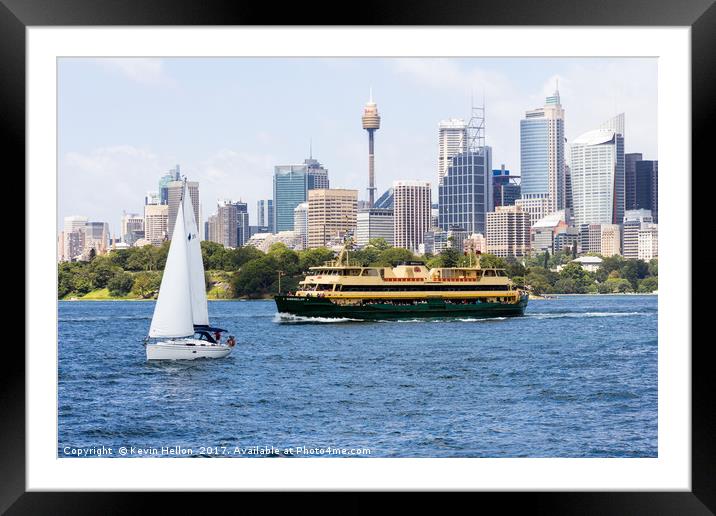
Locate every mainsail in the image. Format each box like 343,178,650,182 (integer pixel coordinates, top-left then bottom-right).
148,196,194,338
183,186,210,326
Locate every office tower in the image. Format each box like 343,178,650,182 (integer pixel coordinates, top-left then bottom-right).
393,180,432,252
570,114,625,226
167,180,200,238
625,153,643,211
293,202,309,250
520,86,566,213
257,199,274,233
214,201,239,248
438,118,468,184
515,197,550,227
307,189,358,249
635,160,658,223
486,205,531,258
554,227,579,254
159,164,181,205
464,232,487,254
492,165,521,207
236,202,249,247
638,224,658,260
438,106,492,235
206,214,218,243
374,188,394,209
82,222,110,256
600,224,621,257
145,191,160,206
622,209,653,259
564,164,573,210
120,213,144,245
361,90,381,207
305,157,330,190
60,216,89,261
356,208,394,246
144,204,169,246
530,210,569,254
273,165,307,232
579,223,602,254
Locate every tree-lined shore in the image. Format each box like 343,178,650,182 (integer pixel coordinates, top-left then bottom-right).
57,239,657,300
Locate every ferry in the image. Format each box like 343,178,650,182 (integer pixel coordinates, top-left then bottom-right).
274,244,528,320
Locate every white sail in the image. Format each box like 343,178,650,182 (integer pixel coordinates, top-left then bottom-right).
148,199,194,338
183,186,210,326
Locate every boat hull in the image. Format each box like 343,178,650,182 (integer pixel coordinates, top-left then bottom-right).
146,339,233,360
274,294,528,321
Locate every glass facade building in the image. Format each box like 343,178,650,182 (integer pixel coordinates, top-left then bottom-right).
438,148,492,235
273,166,308,233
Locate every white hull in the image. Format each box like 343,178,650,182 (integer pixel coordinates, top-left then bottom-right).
146,339,233,361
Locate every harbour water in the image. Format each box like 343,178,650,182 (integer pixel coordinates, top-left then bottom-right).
58,295,657,458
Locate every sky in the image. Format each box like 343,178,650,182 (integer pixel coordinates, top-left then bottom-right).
58,57,657,234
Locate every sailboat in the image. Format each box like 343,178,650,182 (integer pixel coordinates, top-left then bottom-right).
145,180,234,360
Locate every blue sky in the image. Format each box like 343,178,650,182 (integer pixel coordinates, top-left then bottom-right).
58,57,657,234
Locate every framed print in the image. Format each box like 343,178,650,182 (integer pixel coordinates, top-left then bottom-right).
6,0,714,512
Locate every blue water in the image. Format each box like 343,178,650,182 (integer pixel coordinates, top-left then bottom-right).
58,295,657,458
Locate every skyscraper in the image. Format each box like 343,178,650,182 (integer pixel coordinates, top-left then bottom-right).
486,205,531,258
634,160,658,223
257,199,274,233
305,157,330,190
159,165,181,205
622,209,653,259
438,118,468,184
625,153,643,211
167,180,200,238
570,114,625,227
393,180,431,253
356,208,394,247
438,106,492,235
492,165,521,208
120,212,144,245
520,86,566,213
144,204,169,246
307,189,358,248
273,165,307,233
293,202,309,250
361,90,381,207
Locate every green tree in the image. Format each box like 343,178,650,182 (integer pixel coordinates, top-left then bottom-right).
638,276,658,293
89,256,120,289
88,248,97,262
596,255,626,283
131,271,162,299
648,258,658,277
299,247,335,270
267,243,300,275
553,277,578,293
622,259,649,290
367,238,390,251
233,257,278,297
505,257,527,278
559,262,592,293
603,277,633,293
542,250,550,269
440,247,460,267
230,245,265,269
376,247,417,266
107,272,134,297
479,254,507,269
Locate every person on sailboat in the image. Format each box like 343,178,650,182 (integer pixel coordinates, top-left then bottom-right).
214,330,222,343
227,335,236,347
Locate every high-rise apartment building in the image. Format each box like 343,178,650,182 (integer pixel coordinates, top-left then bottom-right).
144,203,169,246
570,114,625,226
520,87,566,214
167,180,200,238
486,205,531,258
515,197,550,227
492,165,521,207
437,118,468,184
356,208,394,247
600,224,621,257
293,202,309,250
623,209,653,259
393,180,432,253
307,189,358,249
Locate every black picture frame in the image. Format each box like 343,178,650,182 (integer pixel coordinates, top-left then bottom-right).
6,0,713,512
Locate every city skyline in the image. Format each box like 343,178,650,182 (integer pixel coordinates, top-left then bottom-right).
58,57,657,233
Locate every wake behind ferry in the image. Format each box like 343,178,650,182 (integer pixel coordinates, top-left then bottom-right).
274,244,528,321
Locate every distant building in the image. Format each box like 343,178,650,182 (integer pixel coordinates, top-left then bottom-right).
120,213,144,245
245,231,303,253
257,199,274,233
623,209,653,259
530,210,569,255
492,165,521,207
423,225,469,255
520,86,566,213
554,227,579,254
486,205,531,258
356,208,394,247
634,160,658,223
579,223,602,255
571,255,603,273
144,203,169,246
82,221,110,257
293,202,309,250
374,188,394,209
393,180,432,253
624,153,643,211
438,118,468,184
167,180,200,238
307,189,357,249
600,224,621,257
515,197,550,227
144,191,160,206
464,232,487,254
571,114,625,226
638,224,658,261
159,165,181,205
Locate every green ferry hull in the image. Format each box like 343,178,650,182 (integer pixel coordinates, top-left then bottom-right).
274,295,528,321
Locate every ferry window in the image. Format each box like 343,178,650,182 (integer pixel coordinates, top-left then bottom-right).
497,270,507,277
484,270,496,277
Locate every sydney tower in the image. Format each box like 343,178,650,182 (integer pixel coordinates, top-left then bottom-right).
361,90,381,208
